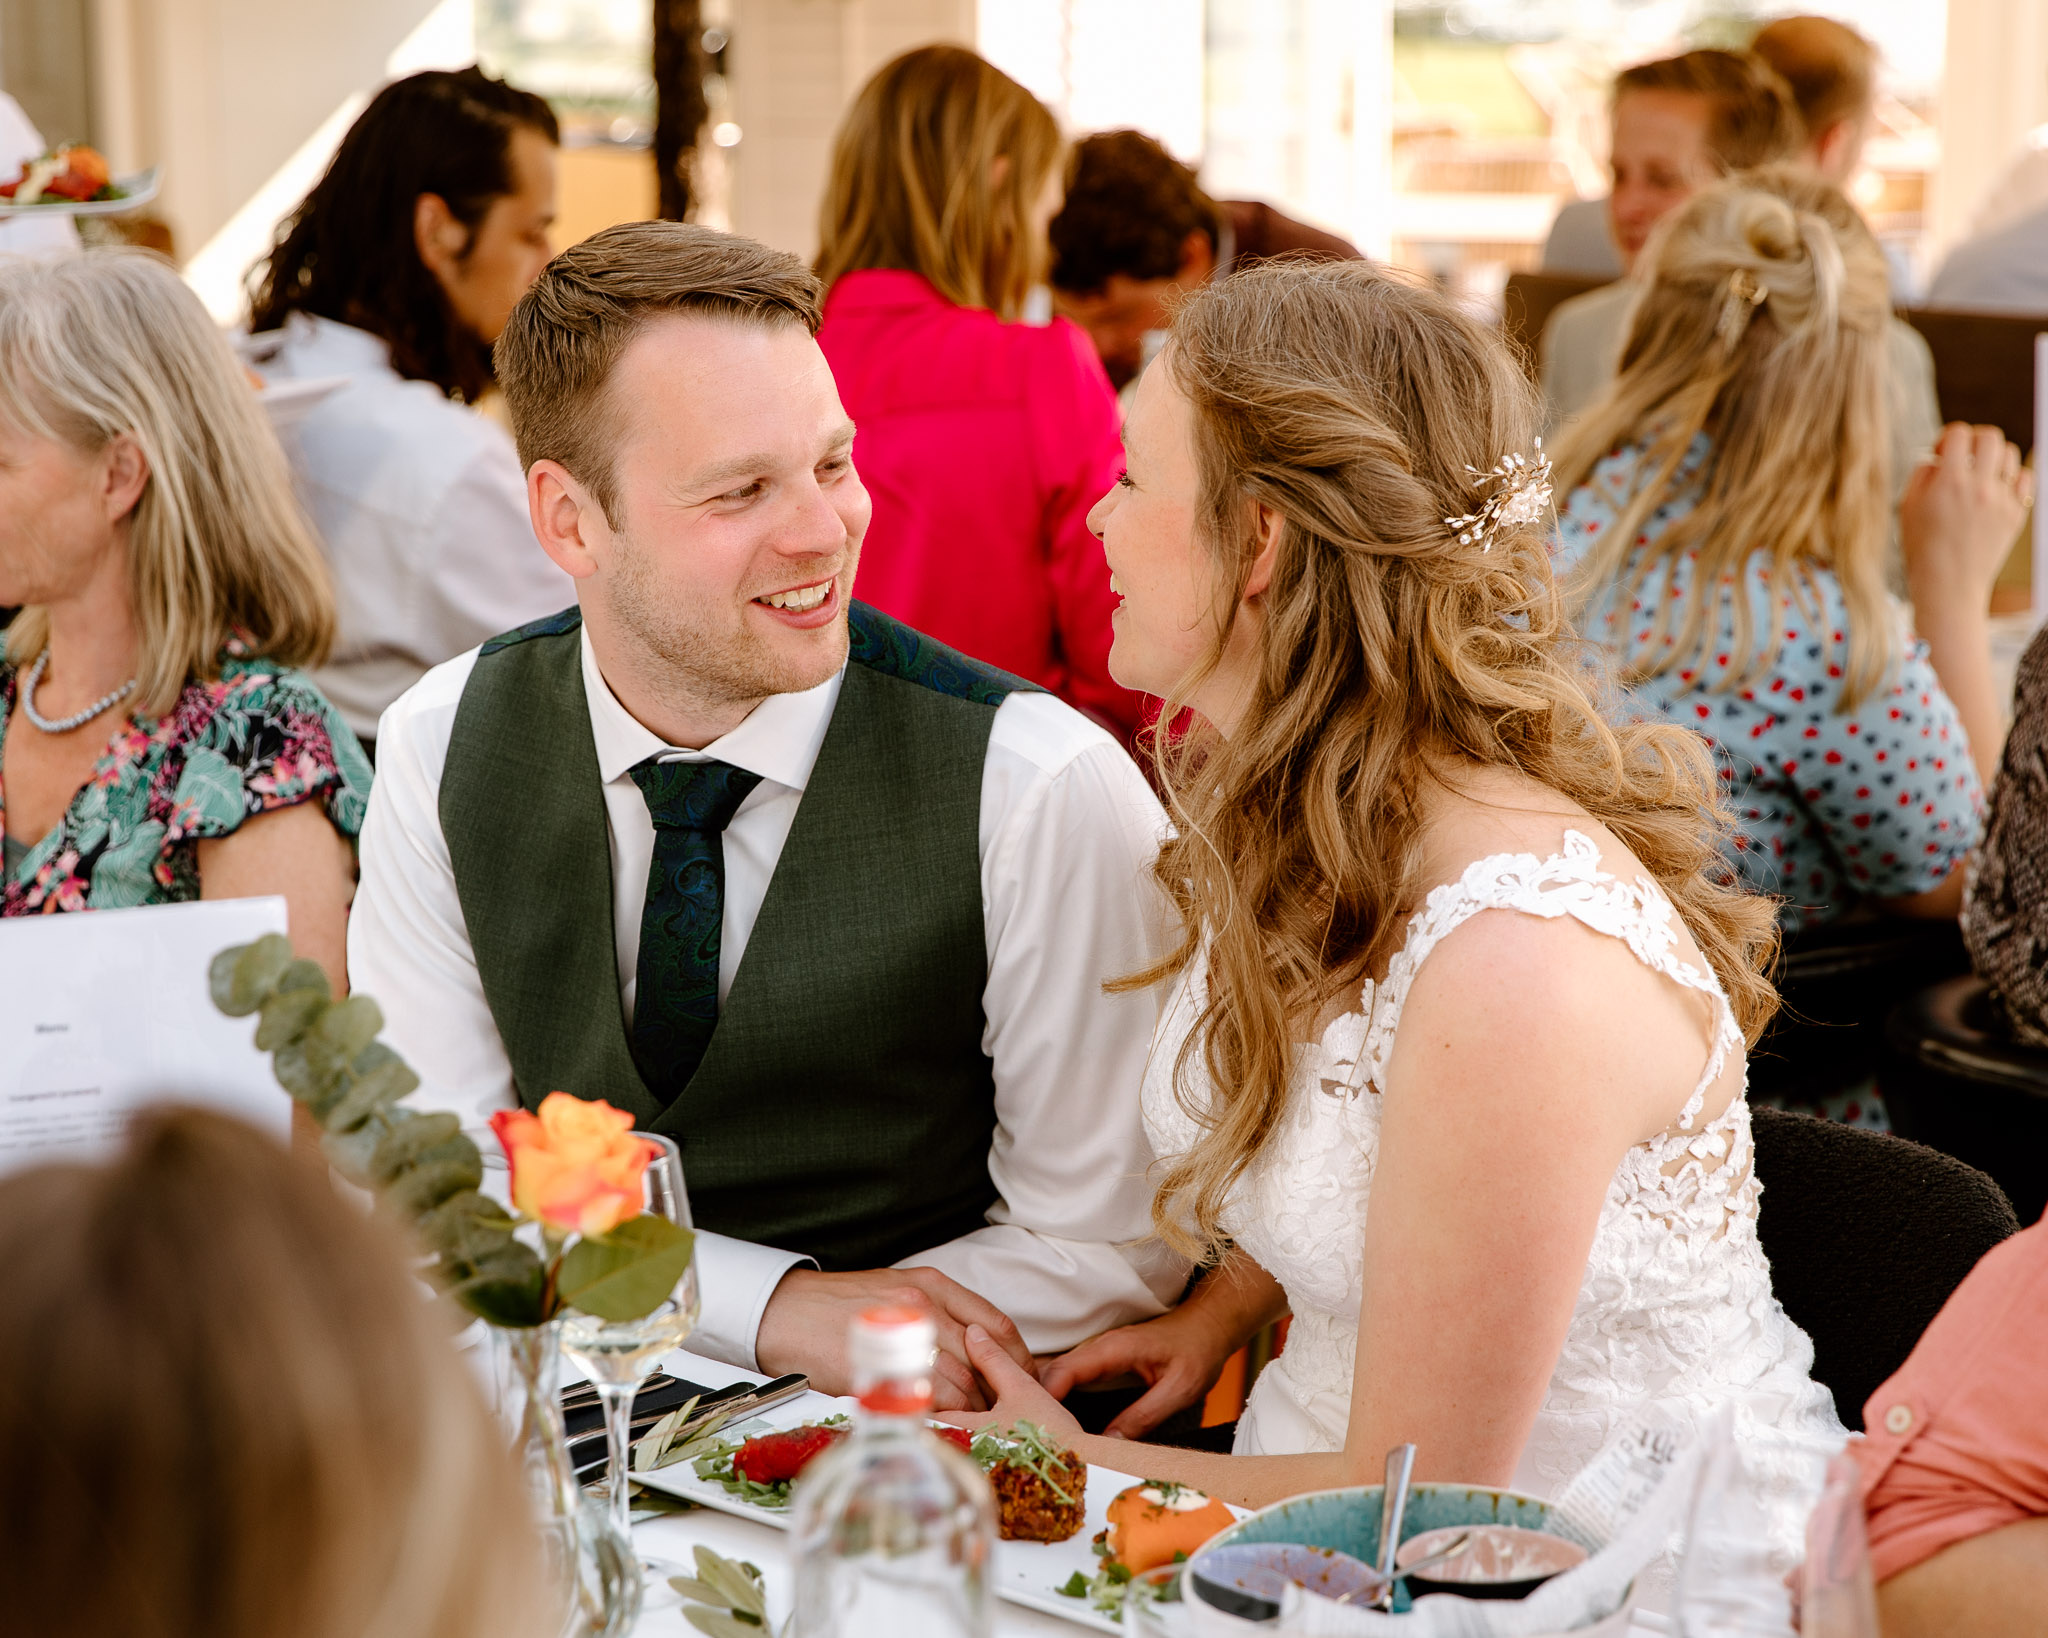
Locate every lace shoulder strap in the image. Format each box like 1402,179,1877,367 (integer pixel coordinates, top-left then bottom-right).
1341,830,1741,1128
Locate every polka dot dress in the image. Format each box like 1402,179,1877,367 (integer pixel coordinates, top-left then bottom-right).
1558,434,1985,935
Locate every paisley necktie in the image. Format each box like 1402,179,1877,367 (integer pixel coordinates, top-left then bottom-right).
627,756,764,1104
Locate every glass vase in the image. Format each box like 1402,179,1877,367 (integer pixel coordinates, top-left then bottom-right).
495,1318,643,1638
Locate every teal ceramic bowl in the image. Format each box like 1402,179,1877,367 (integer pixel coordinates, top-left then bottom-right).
1193,1482,1604,1616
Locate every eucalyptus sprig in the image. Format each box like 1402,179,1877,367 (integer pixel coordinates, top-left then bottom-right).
210,934,691,1329
670,1546,773,1637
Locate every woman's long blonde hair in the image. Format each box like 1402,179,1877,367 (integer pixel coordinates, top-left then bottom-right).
0,1107,545,1638
815,45,1064,319
1136,261,1779,1256
0,249,334,717
1550,168,1895,709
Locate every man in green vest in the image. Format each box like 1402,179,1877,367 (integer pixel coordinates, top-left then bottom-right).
348,221,1187,1405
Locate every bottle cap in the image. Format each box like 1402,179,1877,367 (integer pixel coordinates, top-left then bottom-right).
849,1306,936,1412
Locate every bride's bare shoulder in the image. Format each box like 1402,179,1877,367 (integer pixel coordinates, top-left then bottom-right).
1410,761,1652,889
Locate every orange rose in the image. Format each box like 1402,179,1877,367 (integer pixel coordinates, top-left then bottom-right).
489,1094,655,1237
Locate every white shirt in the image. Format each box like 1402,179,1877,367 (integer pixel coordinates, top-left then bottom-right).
242,313,574,740
348,627,1189,1367
0,95,81,259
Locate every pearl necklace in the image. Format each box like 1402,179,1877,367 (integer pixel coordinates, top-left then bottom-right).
19,651,138,734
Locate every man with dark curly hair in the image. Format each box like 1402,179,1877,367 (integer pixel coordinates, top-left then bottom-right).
1049,130,1359,388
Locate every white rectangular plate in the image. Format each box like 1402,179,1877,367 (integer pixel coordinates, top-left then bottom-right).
634,1399,1234,1632
0,166,161,217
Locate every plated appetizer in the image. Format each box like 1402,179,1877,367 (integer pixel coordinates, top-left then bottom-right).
1059,1479,1234,1617
969,1421,1087,1543
0,145,121,205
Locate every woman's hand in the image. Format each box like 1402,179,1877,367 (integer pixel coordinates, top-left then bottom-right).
934,1325,1084,1443
1038,1305,1241,1440
1901,423,2031,621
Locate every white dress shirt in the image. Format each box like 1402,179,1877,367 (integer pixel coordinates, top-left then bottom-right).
242,313,574,740
348,627,1188,1367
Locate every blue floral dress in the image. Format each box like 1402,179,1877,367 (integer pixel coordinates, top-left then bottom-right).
1558,434,1984,931
0,643,370,915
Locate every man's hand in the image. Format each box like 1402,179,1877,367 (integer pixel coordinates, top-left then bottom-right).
754,1266,1037,1410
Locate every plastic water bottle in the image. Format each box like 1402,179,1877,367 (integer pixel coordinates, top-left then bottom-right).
790,1306,996,1636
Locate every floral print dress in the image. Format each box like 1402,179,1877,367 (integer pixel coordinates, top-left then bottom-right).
0,644,371,915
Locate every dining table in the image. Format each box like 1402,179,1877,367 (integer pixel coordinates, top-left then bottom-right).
607,1353,1702,1638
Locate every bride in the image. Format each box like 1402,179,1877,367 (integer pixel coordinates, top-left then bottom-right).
952,259,1843,1562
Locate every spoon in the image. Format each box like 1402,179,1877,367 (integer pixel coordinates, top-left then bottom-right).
1374,1442,1418,1611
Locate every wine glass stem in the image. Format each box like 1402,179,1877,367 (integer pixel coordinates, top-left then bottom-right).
600,1381,636,1543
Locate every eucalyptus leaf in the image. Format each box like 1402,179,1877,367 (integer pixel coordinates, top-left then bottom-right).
631,1396,702,1471
321,1122,381,1183
416,1189,518,1261
275,957,329,997
383,1152,484,1217
303,995,384,1078
254,986,329,1051
271,1041,328,1105
218,934,292,1015
322,1044,421,1131
449,1240,547,1327
208,944,248,1015
369,1112,463,1183
557,1215,695,1324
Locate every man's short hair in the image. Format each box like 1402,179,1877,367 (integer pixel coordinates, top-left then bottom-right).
1614,48,1804,174
495,221,823,521
1049,130,1222,296
1750,16,1878,146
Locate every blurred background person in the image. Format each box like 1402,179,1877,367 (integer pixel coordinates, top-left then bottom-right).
0,1105,545,1638
1539,46,1939,516
1539,48,1805,421
1553,171,2025,945
814,45,1140,739
1048,128,1361,392
0,250,364,992
244,67,573,753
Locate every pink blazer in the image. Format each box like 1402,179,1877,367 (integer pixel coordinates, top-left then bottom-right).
818,269,1141,737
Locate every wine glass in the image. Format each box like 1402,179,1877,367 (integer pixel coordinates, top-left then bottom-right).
559,1133,700,1550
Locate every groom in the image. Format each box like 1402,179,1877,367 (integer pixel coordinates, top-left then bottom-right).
347,222,1186,1404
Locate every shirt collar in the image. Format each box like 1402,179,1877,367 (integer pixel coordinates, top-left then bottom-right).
243,312,397,381
579,622,843,794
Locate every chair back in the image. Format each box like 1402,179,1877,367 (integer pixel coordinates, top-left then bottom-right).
1501,270,1611,374
1749,918,1968,1108
1749,1104,2017,1429
1882,975,2048,1227
1896,305,2045,457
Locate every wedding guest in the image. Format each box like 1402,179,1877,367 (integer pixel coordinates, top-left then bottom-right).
1927,200,2048,315
1962,624,2048,1044
244,66,573,748
348,222,1186,1407
1851,1212,2048,1637
0,1106,544,1638
944,261,1843,1587
0,250,366,991
1552,170,2027,938
1538,47,1941,501
813,46,1141,738
1049,129,1361,391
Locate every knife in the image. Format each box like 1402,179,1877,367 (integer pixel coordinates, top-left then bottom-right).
571,1372,810,1482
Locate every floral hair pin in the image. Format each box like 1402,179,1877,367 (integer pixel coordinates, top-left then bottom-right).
1446,439,1553,551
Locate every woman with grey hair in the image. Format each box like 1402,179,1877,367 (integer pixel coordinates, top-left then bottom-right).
0,249,366,990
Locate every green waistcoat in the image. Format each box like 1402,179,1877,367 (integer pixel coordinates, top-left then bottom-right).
438,602,1038,1271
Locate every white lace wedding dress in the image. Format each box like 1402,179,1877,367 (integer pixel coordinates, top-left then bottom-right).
1142,831,1845,1566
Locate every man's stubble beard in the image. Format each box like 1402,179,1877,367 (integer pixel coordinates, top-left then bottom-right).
609,526,849,713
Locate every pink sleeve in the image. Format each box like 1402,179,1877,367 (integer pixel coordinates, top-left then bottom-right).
1854,1218,2048,1583
1026,319,1145,740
